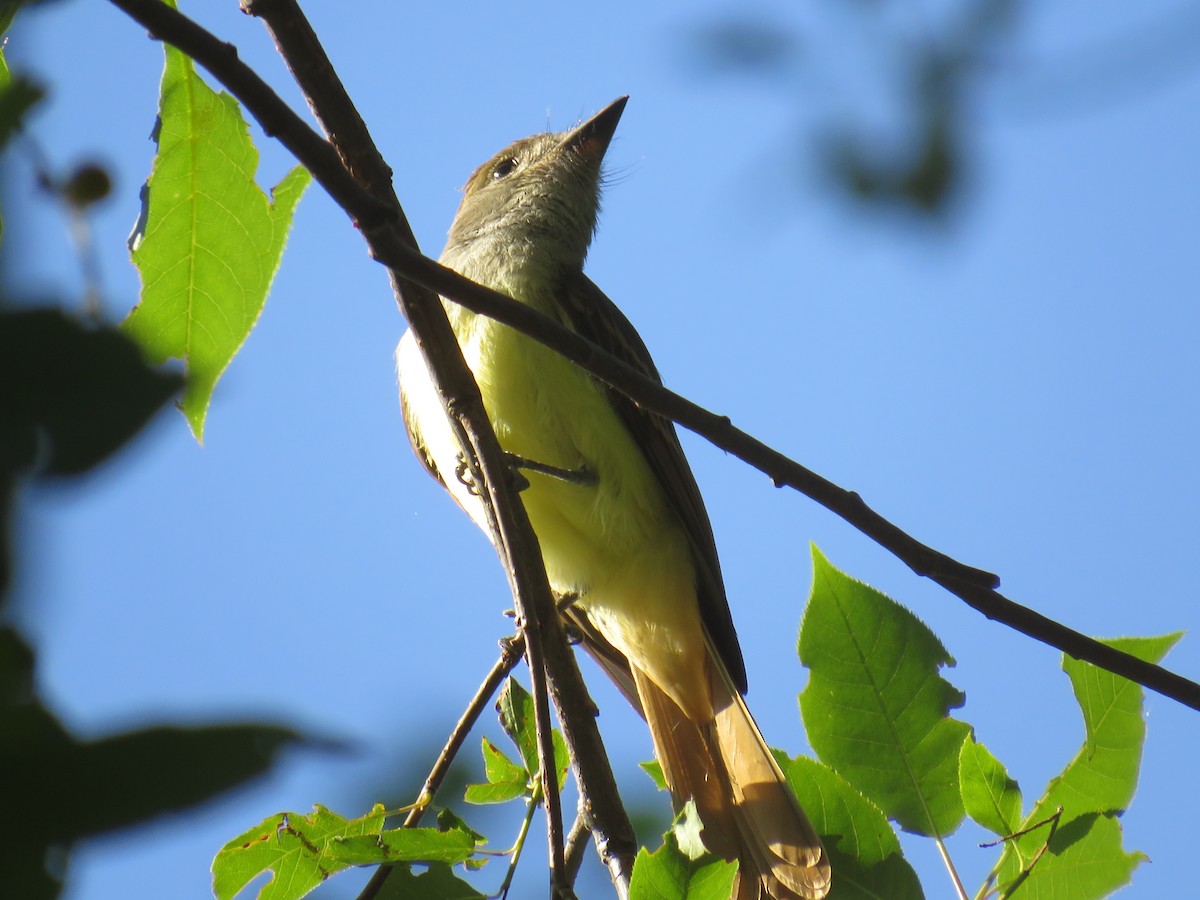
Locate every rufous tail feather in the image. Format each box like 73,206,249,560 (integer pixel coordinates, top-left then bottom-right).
631,649,830,899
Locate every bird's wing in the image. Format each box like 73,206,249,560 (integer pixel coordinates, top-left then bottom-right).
559,272,747,693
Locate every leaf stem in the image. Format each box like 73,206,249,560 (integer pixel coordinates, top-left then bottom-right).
935,834,969,900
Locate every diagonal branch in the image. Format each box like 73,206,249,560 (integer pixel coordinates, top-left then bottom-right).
368,247,1200,715
109,0,1198,794
400,637,526,832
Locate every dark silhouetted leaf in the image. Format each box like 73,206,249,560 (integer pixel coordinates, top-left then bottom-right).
0,308,182,477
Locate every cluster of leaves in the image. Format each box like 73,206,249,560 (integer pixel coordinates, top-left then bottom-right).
213,549,1165,900
0,7,312,899
793,549,1164,899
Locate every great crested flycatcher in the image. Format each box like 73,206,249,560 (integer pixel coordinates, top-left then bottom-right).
396,98,830,900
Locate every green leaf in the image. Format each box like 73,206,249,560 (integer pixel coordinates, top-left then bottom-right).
1063,634,1178,812
798,547,969,836
997,812,1139,900
629,829,738,900
776,753,924,900
992,635,1174,898
213,805,385,900
327,823,476,866
671,800,711,861
464,737,528,804
436,807,486,844
124,13,310,442
371,862,486,900
214,799,478,895
0,309,182,477
497,677,539,776
960,737,1021,838
495,677,570,790
640,759,668,791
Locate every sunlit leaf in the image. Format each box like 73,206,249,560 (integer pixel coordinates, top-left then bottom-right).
124,2,309,441
798,547,969,836
496,677,570,790
630,827,737,900
213,805,394,900
641,760,667,792
463,737,527,805
960,737,1021,838
991,635,1175,898
776,753,924,899
327,824,475,866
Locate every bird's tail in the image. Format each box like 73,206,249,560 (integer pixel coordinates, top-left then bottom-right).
632,649,831,900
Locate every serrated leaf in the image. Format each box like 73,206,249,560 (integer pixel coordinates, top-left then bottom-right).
212,805,386,900
480,735,526,784
629,830,738,900
776,753,924,900
464,737,527,804
992,635,1174,898
123,7,309,442
960,737,1021,838
1065,634,1179,811
798,547,969,836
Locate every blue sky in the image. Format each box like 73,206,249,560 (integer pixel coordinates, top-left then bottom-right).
8,1,1200,898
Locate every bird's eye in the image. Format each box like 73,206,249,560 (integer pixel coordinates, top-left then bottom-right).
492,157,519,179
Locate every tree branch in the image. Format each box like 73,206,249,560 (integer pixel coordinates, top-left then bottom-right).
371,245,1200,714
106,0,638,892
357,637,523,900
406,637,525,828
232,1,569,890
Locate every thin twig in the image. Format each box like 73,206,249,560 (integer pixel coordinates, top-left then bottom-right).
977,806,1062,899
496,795,541,900
403,637,526,827
356,638,524,900
235,0,411,242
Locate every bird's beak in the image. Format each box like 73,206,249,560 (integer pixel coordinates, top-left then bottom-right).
560,96,629,161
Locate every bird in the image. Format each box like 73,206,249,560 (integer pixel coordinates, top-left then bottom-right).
395,97,830,899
